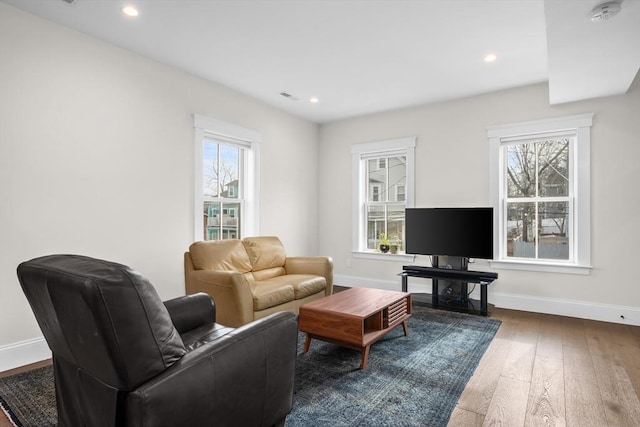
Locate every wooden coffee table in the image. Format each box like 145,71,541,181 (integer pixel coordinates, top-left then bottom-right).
298,287,412,369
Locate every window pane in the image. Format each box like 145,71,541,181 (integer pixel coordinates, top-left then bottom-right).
219,144,240,199
493,115,590,268
202,140,243,241
366,205,385,250
387,204,405,249
538,139,570,197
506,144,536,198
538,201,569,260
358,141,413,254
203,201,220,241
203,141,219,197
387,156,406,202
221,202,241,239
367,159,387,202
506,202,535,258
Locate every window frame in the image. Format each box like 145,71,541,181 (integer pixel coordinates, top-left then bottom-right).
351,136,416,261
193,114,260,242
488,113,593,274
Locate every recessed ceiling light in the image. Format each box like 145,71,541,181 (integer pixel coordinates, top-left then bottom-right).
122,5,139,17
484,53,497,63
310,97,319,104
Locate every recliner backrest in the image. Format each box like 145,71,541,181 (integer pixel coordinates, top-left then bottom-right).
17,254,186,390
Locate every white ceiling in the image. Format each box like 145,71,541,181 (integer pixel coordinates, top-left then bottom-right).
3,0,639,123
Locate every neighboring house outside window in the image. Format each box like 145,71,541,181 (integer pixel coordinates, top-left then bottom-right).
352,137,416,256
194,114,260,242
371,185,380,202
397,185,406,202
488,113,593,274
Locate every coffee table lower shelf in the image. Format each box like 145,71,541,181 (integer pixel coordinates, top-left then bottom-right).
299,287,412,369
302,323,409,369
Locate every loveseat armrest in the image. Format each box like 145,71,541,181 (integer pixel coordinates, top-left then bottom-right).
185,269,255,327
164,293,215,334
285,256,334,295
126,312,299,427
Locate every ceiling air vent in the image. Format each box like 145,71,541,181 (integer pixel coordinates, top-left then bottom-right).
279,92,299,101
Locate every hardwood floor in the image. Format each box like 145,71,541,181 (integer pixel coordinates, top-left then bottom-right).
449,308,640,427
1,299,638,427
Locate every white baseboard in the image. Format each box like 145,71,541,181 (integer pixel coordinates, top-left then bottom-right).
491,292,640,326
0,337,51,373
334,273,640,326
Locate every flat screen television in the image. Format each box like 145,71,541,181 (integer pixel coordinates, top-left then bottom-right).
405,207,494,259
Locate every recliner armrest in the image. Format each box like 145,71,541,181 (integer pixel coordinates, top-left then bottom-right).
164,293,215,334
126,311,299,427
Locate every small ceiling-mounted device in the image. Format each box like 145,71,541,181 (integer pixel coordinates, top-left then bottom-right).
590,1,622,22
279,92,299,101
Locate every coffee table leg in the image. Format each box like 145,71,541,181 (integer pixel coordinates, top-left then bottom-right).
402,320,409,336
303,334,312,353
360,345,371,369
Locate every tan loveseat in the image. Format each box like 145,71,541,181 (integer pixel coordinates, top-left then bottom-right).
185,236,333,327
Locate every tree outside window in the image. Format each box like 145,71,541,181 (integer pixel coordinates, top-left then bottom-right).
203,139,243,241
194,114,260,242
488,113,592,273
505,138,570,260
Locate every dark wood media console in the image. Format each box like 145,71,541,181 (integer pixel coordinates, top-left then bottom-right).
401,263,498,316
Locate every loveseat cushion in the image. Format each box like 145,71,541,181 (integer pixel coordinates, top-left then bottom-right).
252,275,327,311
243,236,286,271
287,274,327,299
252,282,296,311
189,240,252,273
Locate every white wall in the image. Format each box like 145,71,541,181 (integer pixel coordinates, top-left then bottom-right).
319,78,640,325
0,3,319,369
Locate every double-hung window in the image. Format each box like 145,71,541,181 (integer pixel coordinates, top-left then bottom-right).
352,137,415,256
488,113,593,274
194,114,260,241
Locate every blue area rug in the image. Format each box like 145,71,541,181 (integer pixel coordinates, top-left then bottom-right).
0,304,499,427
286,304,501,426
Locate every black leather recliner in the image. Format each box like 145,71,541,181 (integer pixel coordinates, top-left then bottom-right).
17,254,298,427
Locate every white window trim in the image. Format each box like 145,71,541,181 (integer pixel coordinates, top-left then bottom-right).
351,136,417,262
193,114,261,241
487,113,593,275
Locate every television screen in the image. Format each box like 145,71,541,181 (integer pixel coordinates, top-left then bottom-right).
405,207,494,259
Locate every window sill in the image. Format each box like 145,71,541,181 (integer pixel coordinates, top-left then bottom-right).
352,251,416,262
489,259,592,275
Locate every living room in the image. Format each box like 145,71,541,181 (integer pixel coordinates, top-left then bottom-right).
0,0,639,425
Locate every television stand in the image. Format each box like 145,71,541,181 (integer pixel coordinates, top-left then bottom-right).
401,257,498,316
